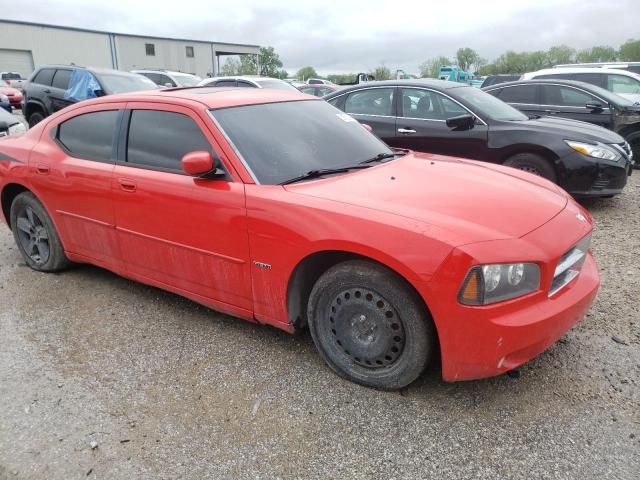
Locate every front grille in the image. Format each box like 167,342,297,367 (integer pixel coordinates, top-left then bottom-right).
592,176,610,190
549,234,591,297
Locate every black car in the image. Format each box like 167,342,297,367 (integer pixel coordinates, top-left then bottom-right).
323,80,633,197
483,79,640,160
480,74,522,88
23,65,157,127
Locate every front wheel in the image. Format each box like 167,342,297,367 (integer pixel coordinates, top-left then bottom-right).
307,260,434,390
10,192,71,272
627,131,640,169
27,110,45,128
504,153,557,182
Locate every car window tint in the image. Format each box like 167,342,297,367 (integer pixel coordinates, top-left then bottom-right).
215,80,236,87
298,86,315,94
57,110,119,162
141,72,161,85
345,88,394,116
32,68,55,86
159,75,176,87
319,87,332,96
127,110,211,171
535,73,575,81
498,85,537,104
326,96,341,108
541,85,597,106
606,74,640,95
485,88,502,98
400,88,467,120
573,73,604,87
52,69,72,90
236,81,255,88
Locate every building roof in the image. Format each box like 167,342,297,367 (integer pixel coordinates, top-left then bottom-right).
0,18,260,49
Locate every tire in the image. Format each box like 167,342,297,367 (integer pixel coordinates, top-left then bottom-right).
504,153,557,182
627,131,640,169
27,110,45,128
9,192,71,272
307,260,434,390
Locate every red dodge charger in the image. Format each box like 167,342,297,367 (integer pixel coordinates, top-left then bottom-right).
0,87,599,389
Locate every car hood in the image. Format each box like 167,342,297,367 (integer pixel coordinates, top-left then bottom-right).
517,116,625,143
284,152,568,245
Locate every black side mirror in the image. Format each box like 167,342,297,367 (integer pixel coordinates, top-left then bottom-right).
446,114,475,131
585,103,604,112
94,89,106,97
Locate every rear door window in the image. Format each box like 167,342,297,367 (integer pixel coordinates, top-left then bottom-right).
126,110,212,172
498,85,537,104
52,69,73,90
32,68,55,86
345,88,394,116
236,80,255,88
215,80,237,87
540,85,599,106
573,73,605,88
56,110,119,162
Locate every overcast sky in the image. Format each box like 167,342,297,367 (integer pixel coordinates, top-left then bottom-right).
3,0,639,74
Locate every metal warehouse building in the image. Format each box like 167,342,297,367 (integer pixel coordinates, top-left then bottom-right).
0,19,260,79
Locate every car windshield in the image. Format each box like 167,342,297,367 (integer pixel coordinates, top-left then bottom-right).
2,73,22,80
98,73,158,93
255,79,299,91
453,86,528,121
173,74,202,86
210,100,394,185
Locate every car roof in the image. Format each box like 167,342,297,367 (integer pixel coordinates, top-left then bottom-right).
133,69,197,76
88,86,317,109
484,79,601,90
36,65,140,77
525,67,639,77
325,79,468,93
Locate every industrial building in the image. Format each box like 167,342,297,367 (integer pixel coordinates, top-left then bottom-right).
0,19,260,79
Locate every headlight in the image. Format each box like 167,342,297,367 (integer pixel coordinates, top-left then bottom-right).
565,140,620,162
8,123,27,136
458,263,540,305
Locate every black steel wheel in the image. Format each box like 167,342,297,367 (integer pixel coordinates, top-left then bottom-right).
504,153,557,182
27,111,45,128
10,192,71,272
307,260,434,390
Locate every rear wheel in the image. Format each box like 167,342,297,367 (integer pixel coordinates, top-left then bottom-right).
504,153,557,182
10,192,71,272
307,260,434,390
27,110,45,128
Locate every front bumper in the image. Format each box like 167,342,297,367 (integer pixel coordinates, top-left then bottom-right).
425,203,599,382
559,150,631,197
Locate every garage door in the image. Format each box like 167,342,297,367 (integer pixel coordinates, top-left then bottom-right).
0,49,35,78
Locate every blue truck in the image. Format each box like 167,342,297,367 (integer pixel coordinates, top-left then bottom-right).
437,65,473,84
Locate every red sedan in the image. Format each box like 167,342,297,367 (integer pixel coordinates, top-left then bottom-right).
0,87,599,389
0,86,23,109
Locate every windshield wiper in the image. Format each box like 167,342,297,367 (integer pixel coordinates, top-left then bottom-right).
359,152,402,164
279,165,371,185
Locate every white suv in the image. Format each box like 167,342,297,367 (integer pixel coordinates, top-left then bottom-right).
522,67,640,103
131,70,202,87
197,75,298,91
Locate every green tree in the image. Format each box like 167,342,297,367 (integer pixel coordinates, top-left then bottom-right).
370,65,392,80
327,73,357,84
618,39,640,61
220,57,241,76
456,47,479,71
234,46,284,77
419,56,451,78
296,66,318,81
275,69,289,79
239,54,258,75
576,45,617,63
547,45,576,66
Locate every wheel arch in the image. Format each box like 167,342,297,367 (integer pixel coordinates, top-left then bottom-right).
24,100,46,120
499,144,562,177
1,182,31,228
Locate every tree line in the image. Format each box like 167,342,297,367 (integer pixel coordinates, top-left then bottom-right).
220,39,640,83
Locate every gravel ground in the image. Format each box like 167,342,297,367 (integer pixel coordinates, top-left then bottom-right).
0,172,638,479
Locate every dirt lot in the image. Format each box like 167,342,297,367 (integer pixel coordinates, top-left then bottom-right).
0,171,638,479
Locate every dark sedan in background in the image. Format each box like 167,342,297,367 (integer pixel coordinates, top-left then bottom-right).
324,80,633,197
297,83,340,97
483,79,640,161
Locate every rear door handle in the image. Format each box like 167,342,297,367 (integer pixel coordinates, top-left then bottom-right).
118,178,137,192
397,128,417,134
43,89,51,94
36,164,49,175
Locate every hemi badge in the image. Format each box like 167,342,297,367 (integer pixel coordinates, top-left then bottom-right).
253,261,272,270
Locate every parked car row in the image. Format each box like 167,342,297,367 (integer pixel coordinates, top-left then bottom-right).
0,87,600,389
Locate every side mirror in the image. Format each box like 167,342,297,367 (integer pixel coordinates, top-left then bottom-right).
446,114,475,131
360,123,373,133
164,82,174,88
94,89,106,97
181,151,225,178
585,102,604,112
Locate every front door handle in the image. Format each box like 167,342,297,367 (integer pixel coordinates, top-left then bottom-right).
397,128,417,135
118,178,137,192
43,89,51,94
36,164,49,175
